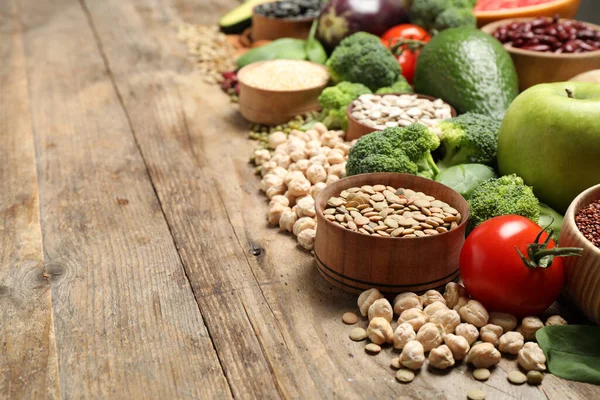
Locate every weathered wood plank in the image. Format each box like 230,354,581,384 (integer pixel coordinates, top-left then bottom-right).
16,0,231,397
0,2,60,398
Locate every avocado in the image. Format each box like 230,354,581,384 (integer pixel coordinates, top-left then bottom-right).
414,27,518,119
219,0,276,34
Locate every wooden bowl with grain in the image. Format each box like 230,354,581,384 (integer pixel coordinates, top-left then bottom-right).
313,173,469,295
559,183,600,324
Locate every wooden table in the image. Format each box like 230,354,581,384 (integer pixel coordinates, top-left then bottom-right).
1,0,598,398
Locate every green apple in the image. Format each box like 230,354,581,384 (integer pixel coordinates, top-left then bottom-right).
497,82,600,213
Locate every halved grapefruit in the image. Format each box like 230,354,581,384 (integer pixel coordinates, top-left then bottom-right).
475,0,581,27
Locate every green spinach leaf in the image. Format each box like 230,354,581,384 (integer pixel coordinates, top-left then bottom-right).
434,164,496,199
305,20,327,65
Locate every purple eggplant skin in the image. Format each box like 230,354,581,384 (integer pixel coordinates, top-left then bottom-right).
316,0,411,50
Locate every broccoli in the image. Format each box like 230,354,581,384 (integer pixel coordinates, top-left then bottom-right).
375,77,414,95
468,174,540,231
435,112,502,170
346,124,440,178
305,82,371,130
410,0,476,33
326,32,401,92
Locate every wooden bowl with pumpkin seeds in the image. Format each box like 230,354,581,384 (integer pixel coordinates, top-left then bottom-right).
314,172,469,295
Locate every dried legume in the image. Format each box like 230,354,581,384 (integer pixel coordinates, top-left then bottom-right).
575,200,600,248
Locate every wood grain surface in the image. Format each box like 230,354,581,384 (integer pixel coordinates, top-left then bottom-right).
0,0,599,398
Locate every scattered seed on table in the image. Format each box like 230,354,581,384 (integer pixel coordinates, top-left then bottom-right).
396,368,415,383
527,371,544,385
473,368,491,381
349,327,367,341
342,312,358,325
508,371,527,385
391,357,401,369
365,343,381,354
467,388,486,400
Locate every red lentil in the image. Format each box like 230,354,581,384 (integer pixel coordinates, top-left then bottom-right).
575,200,600,248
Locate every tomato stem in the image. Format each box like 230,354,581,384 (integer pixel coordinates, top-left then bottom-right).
514,224,583,269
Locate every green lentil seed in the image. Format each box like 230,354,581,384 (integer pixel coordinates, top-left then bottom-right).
527,370,544,385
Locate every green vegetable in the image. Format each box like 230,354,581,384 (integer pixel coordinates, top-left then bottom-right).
436,112,502,170
414,27,519,119
537,325,600,384
236,39,307,68
468,174,540,231
435,164,496,199
375,77,414,94
410,0,476,34
346,124,440,178
306,82,371,130
538,203,564,241
305,20,328,65
326,32,401,92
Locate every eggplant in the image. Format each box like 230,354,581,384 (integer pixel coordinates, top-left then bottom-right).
316,0,411,50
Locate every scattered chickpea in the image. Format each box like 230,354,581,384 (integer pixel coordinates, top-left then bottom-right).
309,182,326,199
393,292,423,315
452,297,469,312
398,308,429,332
480,324,503,347
267,203,288,225
498,331,524,355
328,163,346,178
266,183,287,199
518,316,544,341
357,288,384,317
545,315,568,326
368,298,394,323
421,290,446,307
269,195,289,208
292,217,316,237
326,149,345,165
416,322,445,352
488,312,518,333
367,317,394,345
297,228,316,250
279,209,298,232
399,340,426,370
253,149,271,164
325,174,340,185
267,131,287,149
466,343,501,368
394,322,417,350
443,282,469,309
444,334,470,361
287,178,311,197
261,173,283,192
430,309,461,335
429,345,455,370
455,323,479,345
306,163,327,184
458,300,489,328
423,301,448,317
518,342,547,371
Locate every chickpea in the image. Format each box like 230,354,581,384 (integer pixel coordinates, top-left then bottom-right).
290,150,307,163
295,196,316,218
267,204,288,225
399,340,426,370
289,129,311,143
274,143,288,155
305,163,327,184
357,288,384,317
367,317,394,345
313,122,328,135
458,300,489,328
368,298,393,322
287,178,311,197
398,308,429,332
480,324,503,347
260,174,283,193
328,162,346,178
268,131,287,149
320,132,339,148
466,343,501,368
284,191,297,207
283,170,306,186
452,296,469,312
444,334,470,361
489,312,518,333
455,323,479,345
261,161,277,177
423,301,449,317
266,183,287,199
443,282,469,309
430,309,461,335
292,217,316,237
545,315,567,326
325,174,340,185
416,322,445,352
310,182,326,199
518,316,544,341
309,154,328,166
334,142,351,155
327,149,345,165
253,149,271,165
498,331,524,355
295,159,310,174
297,228,316,251
270,166,288,179
393,292,422,315
421,290,446,307
518,342,547,371
279,209,298,232
286,136,306,153
269,195,289,208
272,154,292,169
393,323,416,350
429,345,455,370
304,129,320,142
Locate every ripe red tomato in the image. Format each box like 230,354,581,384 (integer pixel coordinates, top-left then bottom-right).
380,24,431,84
460,215,571,317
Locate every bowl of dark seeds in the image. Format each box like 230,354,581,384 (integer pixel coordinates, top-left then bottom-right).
252,0,324,41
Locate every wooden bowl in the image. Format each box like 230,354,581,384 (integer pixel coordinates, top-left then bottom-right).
475,0,580,28
345,93,457,142
313,173,469,295
481,18,600,91
237,60,329,125
559,183,600,325
251,10,315,41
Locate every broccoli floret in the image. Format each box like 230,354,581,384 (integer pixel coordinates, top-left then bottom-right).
433,7,477,31
313,82,371,130
375,77,414,94
346,124,440,178
436,112,501,170
410,0,476,33
326,32,401,92
468,174,541,231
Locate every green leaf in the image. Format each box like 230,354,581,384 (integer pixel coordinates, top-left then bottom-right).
236,38,307,68
305,20,328,65
434,163,496,199
536,325,600,384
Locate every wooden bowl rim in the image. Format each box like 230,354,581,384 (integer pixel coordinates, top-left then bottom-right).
252,7,317,23
237,60,330,93
315,172,469,242
474,0,578,17
346,93,457,133
481,18,600,59
563,183,600,256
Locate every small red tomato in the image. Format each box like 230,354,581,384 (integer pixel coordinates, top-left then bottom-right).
460,215,582,317
380,24,431,48
381,24,431,84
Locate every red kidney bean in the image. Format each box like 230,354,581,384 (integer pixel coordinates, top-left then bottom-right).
563,40,578,53
513,39,525,47
521,44,551,52
579,41,597,51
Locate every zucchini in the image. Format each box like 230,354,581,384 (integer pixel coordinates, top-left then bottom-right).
219,0,277,34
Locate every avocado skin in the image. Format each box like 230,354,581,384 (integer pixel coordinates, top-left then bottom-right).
219,0,271,34
414,27,519,119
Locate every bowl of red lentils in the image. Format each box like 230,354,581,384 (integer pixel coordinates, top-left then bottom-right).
559,183,600,324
